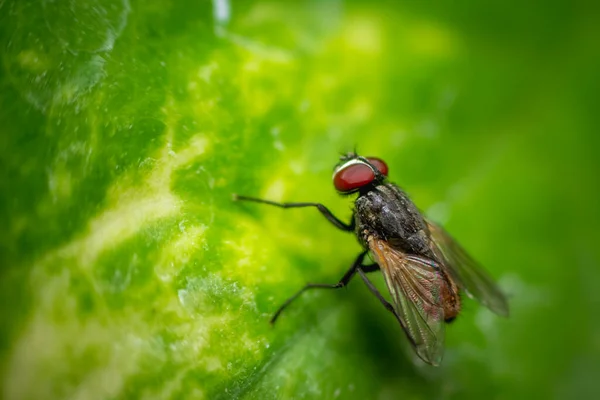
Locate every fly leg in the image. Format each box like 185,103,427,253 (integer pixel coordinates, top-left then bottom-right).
356,268,416,348
233,194,354,231
356,268,396,317
270,251,378,324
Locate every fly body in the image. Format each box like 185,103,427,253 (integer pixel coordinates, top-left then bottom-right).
354,183,462,322
234,152,508,366
354,183,433,257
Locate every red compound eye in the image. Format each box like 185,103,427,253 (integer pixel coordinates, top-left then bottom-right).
334,163,375,192
366,157,388,176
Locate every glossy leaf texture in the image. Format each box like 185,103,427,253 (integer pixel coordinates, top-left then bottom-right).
1,1,599,399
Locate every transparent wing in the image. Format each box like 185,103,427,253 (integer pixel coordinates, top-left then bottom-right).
426,219,509,317
369,238,446,366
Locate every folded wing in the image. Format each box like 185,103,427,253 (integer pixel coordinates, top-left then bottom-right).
369,237,447,366
426,219,509,317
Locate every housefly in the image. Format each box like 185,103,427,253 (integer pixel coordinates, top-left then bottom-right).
234,152,508,366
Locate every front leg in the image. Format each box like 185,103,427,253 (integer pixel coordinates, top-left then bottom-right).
233,194,354,232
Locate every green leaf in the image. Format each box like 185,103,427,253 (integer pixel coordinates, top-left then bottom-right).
2,0,599,399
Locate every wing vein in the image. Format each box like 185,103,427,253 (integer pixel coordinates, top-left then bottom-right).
369,237,446,365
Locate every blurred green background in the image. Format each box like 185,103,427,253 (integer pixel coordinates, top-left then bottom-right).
1,0,599,399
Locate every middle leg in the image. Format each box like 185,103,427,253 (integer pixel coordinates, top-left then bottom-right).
270,251,378,324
